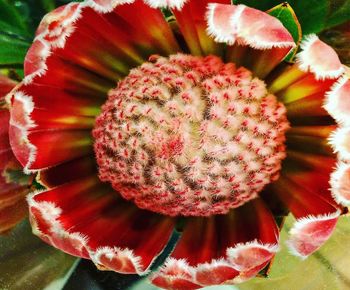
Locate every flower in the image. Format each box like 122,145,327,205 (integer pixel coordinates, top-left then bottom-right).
0,75,33,233
5,0,350,289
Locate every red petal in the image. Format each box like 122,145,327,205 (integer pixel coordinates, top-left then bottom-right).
38,155,97,188
9,120,92,172
279,73,336,104
0,200,27,233
297,35,344,80
272,176,340,257
328,127,350,161
285,92,329,119
16,83,102,131
195,261,240,285
206,3,294,48
151,260,202,290
152,198,278,287
285,151,338,208
324,76,350,126
330,162,350,206
220,199,279,282
287,212,339,258
0,75,17,96
28,176,174,274
143,0,187,9
172,0,230,55
269,36,343,106
47,1,180,81
206,3,295,77
0,89,32,234
274,175,338,218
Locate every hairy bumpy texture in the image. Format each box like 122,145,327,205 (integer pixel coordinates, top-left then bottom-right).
93,54,289,216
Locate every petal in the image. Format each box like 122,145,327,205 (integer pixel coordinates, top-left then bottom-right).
9,115,93,172
143,0,187,10
27,1,179,82
296,35,344,80
221,199,279,282
28,176,174,274
11,0,182,172
37,155,97,188
286,133,333,157
206,3,295,48
0,200,28,233
13,84,102,131
324,76,350,126
171,0,230,56
328,127,350,161
286,126,336,158
285,92,330,119
9,86,95,173
287,125,336,139
269,37,344,102
151,259,202,290
0,83,33,234
330,162,350,206
285,150,340,209
0,75,17,97
287,211,340,259
88,0,134,13
151,198,279,287
272,176,340,258
278,74,336,104
206,3,295,78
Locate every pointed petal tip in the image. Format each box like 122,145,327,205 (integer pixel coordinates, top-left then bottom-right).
226,240,279,272
28,193,150,272
0,75,17,97
206,3,295,49
324,76,350,126
206,3,241,45
150,259,200,290
28,185,174,275
194,260,239,286
287,211,340,258
151,241,278,288
328,127,350,161
92,247,146,275
143,0,187,10
87,0,135,13
330,162,350,206
8,92,37,174
297,34,344,80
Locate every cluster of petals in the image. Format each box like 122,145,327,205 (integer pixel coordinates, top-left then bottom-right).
2,0,350,289
0,75,33,233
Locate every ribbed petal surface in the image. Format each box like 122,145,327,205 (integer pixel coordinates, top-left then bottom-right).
0,76,33,234
265,35,348,259
171,0,230,56
8,0,180,173
151,198,279,288
28,176,175,274
6,0,350,288
206,3,296,78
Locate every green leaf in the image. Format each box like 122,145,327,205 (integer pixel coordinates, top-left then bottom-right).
326,0,350,29
0,0,57,72
40,0,56,12
267,3,302,62
0,33,30,65
233,0,329,34
0,0,31,38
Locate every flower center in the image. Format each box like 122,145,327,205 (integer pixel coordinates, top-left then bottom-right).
93,54,289,217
